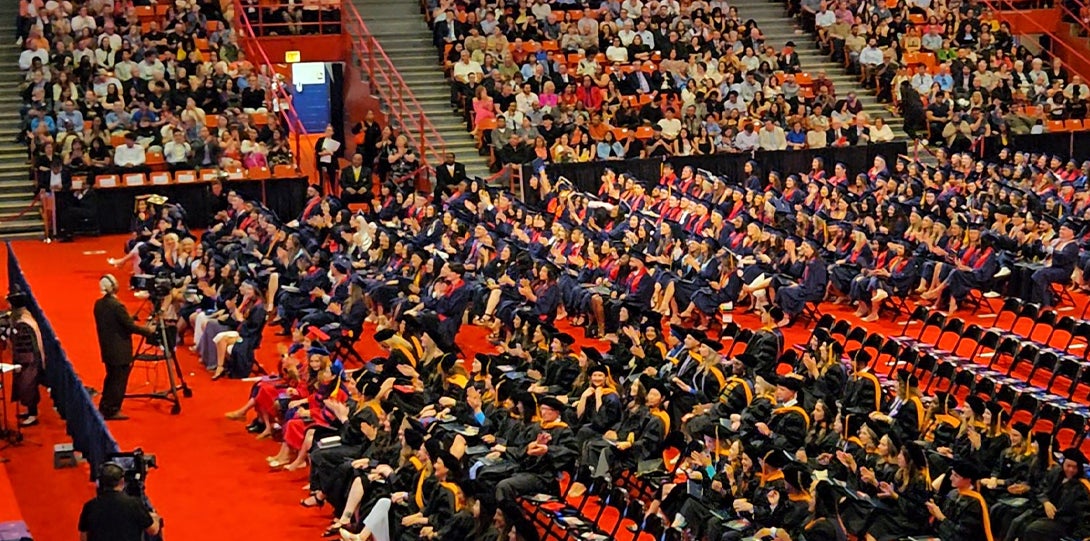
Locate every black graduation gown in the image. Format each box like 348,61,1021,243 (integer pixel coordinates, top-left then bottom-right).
934,488,992,541
842,370,882,416
767,402,810,452
865,477,933,541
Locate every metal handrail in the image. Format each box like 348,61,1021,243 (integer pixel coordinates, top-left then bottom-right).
342,1,447,168
1054,1,1090,41
983,0,1090,82
232,0,315,180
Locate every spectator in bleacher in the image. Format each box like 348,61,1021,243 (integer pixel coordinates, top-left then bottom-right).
163,129,193,171
113,132,147,174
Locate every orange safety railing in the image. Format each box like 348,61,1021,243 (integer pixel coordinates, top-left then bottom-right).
984,0,1090,85
233,0,315,181
342,1,447,169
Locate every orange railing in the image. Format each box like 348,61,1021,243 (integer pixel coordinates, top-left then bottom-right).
985,0,1090,83
233,0,315,182
342,1,446,169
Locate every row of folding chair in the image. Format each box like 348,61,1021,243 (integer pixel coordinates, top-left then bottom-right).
808,314,1090,450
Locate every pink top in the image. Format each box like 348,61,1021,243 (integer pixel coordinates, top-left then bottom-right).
473,97,495,122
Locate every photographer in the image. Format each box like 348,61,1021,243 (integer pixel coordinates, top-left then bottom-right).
78,463,161,541
8,291,45,427
93,274,155,420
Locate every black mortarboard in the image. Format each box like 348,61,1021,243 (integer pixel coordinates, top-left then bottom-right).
964,396,986,417
539,395,565,411
701,336,724,352
904,440,927,469
777,373,804,392
404,429,426,451
374,328,396,342
555,332,575,346
951,459,986,480
437,451,464,481
587,363,609,377
638,374,668,396
762,448,790,469
1062,448,1088,465
1012,422,1031,438
783,464,812,492
584,348,604,365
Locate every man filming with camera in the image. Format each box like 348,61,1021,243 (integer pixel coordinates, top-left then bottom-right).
93,274,156,420
78,462,161,541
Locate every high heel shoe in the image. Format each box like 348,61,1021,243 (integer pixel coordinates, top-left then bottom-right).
211,369,226,381
323,521,349,537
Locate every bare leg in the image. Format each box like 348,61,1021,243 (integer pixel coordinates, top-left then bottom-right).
285,429,315,470
226,397,256,420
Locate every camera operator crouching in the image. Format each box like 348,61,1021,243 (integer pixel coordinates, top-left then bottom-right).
78,462,161,541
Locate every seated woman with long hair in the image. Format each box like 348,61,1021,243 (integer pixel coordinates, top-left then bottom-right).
206,279,267,379
224,339,309,438
267,347,346,470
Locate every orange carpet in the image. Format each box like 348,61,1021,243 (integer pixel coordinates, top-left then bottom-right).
3,234,1089,541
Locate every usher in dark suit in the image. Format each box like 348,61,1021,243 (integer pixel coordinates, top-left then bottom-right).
93,291,154,417
434,161,467,200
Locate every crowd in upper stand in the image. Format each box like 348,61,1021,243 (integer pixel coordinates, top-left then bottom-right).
17,0,295,189
419,0,1090,171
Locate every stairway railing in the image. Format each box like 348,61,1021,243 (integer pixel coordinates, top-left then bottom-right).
232,0,315,180
342,1,447,169
984,0,1090,82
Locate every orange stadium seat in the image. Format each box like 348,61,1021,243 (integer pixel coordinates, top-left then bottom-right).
1048,120,1068,132
248,166,271,179
122,173,146,186
174,170,197,183
273,164,298,178
1065,119,1084,131
96,174,120,188
149,171,172,185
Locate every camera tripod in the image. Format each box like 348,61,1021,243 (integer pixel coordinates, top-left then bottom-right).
127,299,192,414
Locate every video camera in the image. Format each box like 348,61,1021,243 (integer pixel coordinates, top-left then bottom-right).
107,448,158,501
130,272,185,303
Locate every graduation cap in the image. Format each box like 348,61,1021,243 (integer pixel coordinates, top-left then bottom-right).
436,451,464,481
374,328,396,342
584,349,604,365
1011,422,1031,438
850,349,872,366
951,459,986,481
843,413,867,437
904,440,927,469
1062,448,1088,465
404,429,426,451
307,345,330,356
538,395,566,412
963,395,986,417
783,464,812,493
555,332,575,347
638,374,668,396
439,352,458,373
896,369,919,388
865,416,891,439
933,391,957,413
701,336,724,353
776,373,804,393
762,448,791,469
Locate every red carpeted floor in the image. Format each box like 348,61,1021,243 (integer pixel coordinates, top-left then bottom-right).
4,235,1089,541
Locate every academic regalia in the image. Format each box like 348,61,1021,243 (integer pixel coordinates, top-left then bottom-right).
865,477,933,541
842,369,882,416
934,487,994,541
1030,238,1078,306
778,257,828,319
767,401,810,452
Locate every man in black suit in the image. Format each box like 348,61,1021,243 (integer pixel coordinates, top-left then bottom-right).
340,152,372,203
433,10,466,50
434,152,467,200
93,274,155,420
622,60,662,98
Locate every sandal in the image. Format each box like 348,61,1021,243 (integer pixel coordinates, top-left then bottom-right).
300,494,326,508
323,520,349,537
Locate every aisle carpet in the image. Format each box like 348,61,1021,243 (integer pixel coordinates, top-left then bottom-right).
4,235,1089,541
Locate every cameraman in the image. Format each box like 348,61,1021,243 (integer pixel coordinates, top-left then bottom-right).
93,274,155,421
78,463,161,541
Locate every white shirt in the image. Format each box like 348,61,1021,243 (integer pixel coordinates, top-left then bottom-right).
657,117,681,139
515,92,539,114
734,130,759,151
18,48,47,71
163,141,191,164
815,10,836,27
451,60,483,82
114,143,146,167
859,46,884,66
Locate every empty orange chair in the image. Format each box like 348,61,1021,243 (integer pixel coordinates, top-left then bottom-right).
145,150,165,166
205,114,219,128
199,169,220,181
251,111,269,125
248,167,271,180
612,127,630,140
134,5,154,19
634,126,654,139
154,3,169,16
194,38,210,51
96,174,120,188
110,133,126,147
175,170,197,183
123,173,146,186
1065,119,1084,131
1048,120,1067,132
224,166,246,180
1023,105,1042,117
149,171,172,185
796,72,813,86
541,40,559,52
567,53,583,65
